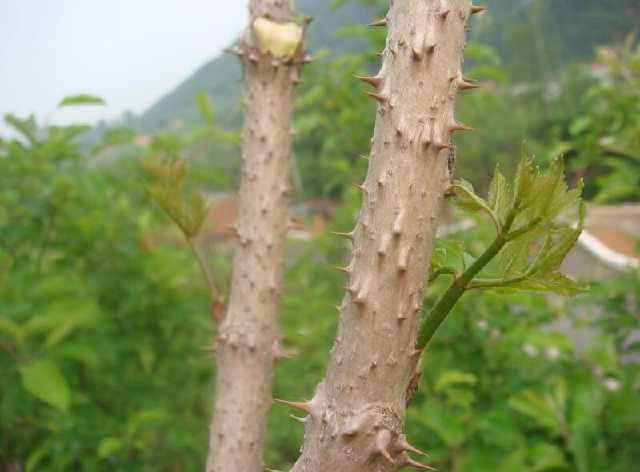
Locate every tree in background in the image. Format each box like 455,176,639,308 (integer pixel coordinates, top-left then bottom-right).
205,1,308,471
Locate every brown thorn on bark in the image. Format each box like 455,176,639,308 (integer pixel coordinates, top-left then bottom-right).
411,44,423,61
438,9,450,20
364,91,389,105
471,4,488,15
374,429,395,465
354,279,370,305
330,230,355,241
412,347,425,359
434,142,454,151
274,399,313,415
457,78,481,91
352,182,367,192
355,74,383,89
396,434,430,457
225,46,244,57
272,340,297,361
368,18,388,27
397,452,437,470
426,42,437,55
289,414,307,424
449,121,474,133
378,233,391,257
392,211,405,236
341,414,366,437
398,246,409,272
333,265,352,275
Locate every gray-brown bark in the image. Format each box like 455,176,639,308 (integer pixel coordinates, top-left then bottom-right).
206,1,306,471
287,1,479,470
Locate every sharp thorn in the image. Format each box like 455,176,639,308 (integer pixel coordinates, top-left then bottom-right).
364,91,388,104
412,348,425,358
224,46,244,57
375,429,395,465
355,74,382,89
381,449,394,464
352,182,367,192
435,142,454,151
450,122,474,133
471,4,488,14
402,455,437,470
458,78,481,91
397,435,430,457
368,18,388,27
289,414,307,424
274,399,312,414
439,9,450,20
330,230,355,240
333,265,351,275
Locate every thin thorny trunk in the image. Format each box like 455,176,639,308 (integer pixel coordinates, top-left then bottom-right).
284,1,483,470
206,1,306,471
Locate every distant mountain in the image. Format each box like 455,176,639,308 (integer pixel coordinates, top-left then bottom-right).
132,0,639,133
134,0,375,131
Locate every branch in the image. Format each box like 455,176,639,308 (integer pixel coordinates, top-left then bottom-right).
185,237,224,322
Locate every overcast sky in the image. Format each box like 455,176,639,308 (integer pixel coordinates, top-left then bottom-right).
0,0,248,132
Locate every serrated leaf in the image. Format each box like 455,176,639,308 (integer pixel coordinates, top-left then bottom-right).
20,359,71,412
452,179,491,213
513,155,536,208
494,273,587,297
488,167,510,220
58,94,106,108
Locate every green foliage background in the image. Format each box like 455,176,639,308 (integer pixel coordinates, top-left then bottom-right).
1,1,639,471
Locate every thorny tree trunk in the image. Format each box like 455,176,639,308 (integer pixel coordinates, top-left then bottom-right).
287,1,482,470
206,1,306,471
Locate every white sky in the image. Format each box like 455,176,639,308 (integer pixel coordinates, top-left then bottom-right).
0,0,248,132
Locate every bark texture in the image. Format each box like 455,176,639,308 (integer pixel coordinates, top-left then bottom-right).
289,1,477,470
206,1,305,471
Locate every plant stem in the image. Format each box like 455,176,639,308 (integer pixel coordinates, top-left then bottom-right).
418,208,518,348
429,266,458,282
185,237,219,302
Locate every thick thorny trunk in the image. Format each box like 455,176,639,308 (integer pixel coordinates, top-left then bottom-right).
289,1,479,470
206,1,305,471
